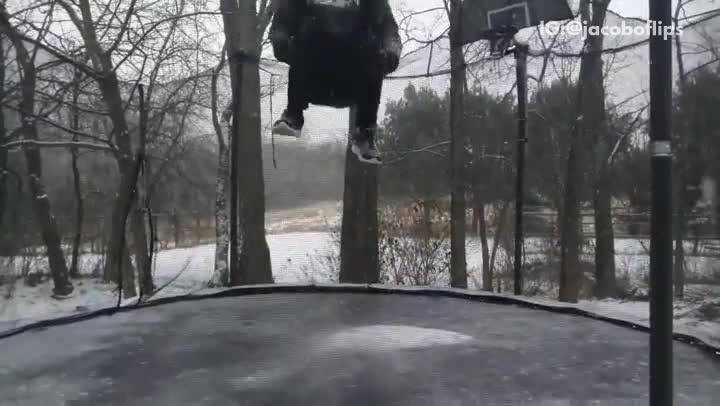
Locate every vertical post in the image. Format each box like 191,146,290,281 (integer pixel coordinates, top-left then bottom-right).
649,1,674,405
229,51,245,281
448,0,468,289
514,42,528,296
340,106,380,284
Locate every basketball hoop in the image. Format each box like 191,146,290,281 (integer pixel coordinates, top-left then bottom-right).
460,0,573,46
487,26,519,57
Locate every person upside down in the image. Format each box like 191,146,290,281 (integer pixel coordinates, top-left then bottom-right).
269,0,402,164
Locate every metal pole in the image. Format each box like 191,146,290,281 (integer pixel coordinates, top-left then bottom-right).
649,0,674,404
514,42,528,296
229,51,245,283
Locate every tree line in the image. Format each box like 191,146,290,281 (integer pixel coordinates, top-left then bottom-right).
1,0,719,304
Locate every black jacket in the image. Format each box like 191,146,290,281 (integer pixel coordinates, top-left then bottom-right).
270,0,401,74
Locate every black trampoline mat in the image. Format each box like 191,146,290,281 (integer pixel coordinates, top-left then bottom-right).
1,292,719,405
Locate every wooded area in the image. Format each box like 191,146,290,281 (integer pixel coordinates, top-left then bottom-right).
1,0,719,311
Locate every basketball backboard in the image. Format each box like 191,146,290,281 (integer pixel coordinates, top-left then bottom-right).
461,0,574,45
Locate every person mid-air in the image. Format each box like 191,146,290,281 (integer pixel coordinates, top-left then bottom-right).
269,0,402,164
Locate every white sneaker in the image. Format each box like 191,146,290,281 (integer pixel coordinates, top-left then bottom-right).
351,130,382,165
272,113,303,138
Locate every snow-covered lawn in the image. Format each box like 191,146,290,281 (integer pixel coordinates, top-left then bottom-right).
1,232,719,350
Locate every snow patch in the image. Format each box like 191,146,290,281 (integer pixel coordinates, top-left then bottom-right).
324,324,474,351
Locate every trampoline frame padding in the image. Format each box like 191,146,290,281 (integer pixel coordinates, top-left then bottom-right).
1,283,718,359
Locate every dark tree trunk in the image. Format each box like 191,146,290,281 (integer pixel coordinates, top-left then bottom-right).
559,141,582,303
70,146,83,278
594,171,616,298
76,9,139,295
560,0,596,303
70,0,139,297
1,19,74,296
448,0,467,289
479,203,492,291
471,207,479,235
135,84,153,297
222,0,273,285
107,161,139,299
587,0,616,299
340,108,380,284
0,136,6,234
94,72,139,298
69,67,83,279
0,37,7,233
673,10,688,299
673,196,686,298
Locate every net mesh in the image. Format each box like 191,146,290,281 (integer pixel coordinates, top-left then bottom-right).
0,1,719,400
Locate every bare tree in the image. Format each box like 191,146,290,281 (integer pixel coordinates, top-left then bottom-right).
559,0,597,303
0,4,73,296
588,0,616,299
220,0,273,285
68,65,84,278
671,0,699,299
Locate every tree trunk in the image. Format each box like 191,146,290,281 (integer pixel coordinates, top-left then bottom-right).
559,140,582,303
559,0,596,303
222,0,273,285
490,202,509,291
95,73,139,297
120,246,136,299
69,67,83,279
131,207,152,296
673,8,688,299
471,207,479,235
673,197,686,298
0,37,6,233
210,144,230,287
479,203,491,291
340,108,380,284
70,146,83,278
72,0,139,298
594,169,616,298
134,84,153,297
587,0,616,299
448,0,467,289
1,18,74,297
0,138,6,234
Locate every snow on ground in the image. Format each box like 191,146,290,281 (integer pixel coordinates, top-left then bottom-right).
324,325,475,351
1,232,719,350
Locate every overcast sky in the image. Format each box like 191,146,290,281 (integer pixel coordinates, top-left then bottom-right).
271,0,719,145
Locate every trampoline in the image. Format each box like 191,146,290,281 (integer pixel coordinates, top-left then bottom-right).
1,286,719,405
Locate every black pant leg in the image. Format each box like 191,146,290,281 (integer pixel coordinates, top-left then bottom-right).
286,62,309,119
354,72,383,130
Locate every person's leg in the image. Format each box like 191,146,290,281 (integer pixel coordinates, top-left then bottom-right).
350,61,384,164
273,39,312,137
285,62,308,123
354,73,382,132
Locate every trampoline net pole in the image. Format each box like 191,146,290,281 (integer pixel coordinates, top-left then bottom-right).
649,0,674,404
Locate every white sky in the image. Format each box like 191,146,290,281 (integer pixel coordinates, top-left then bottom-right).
8,0,717,144
278,0,719,144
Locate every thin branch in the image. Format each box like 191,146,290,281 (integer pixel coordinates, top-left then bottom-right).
105,0,139,56
1,139,115,153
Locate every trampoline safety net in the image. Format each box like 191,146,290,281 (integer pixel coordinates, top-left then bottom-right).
0,0,719,405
